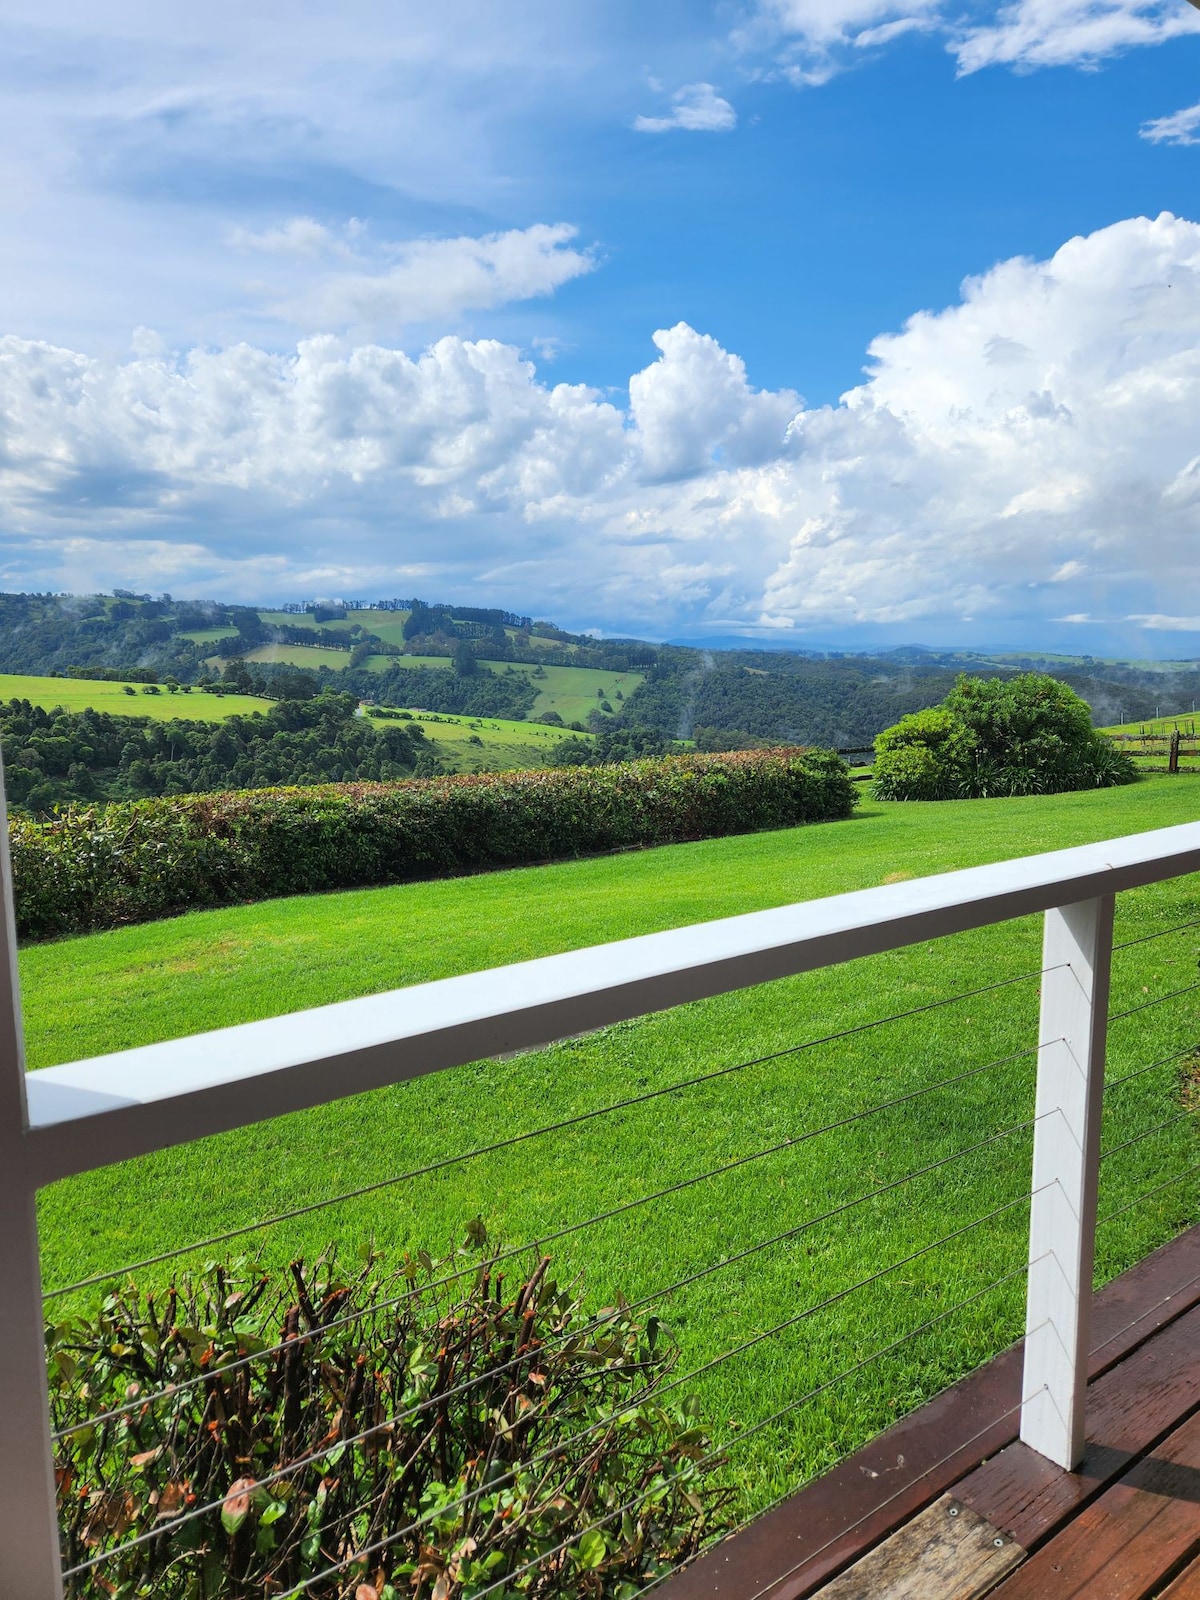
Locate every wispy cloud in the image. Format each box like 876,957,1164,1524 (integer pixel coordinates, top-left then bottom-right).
1126,614,1200,631
229,217,361,257
738,0,1200,85
952,0,1200,75
1140,102,1200,146
285,223,596,333
634,83,737,133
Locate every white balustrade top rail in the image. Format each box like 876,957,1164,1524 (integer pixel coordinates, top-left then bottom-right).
20,820,1200,1189
5,813,1200,1599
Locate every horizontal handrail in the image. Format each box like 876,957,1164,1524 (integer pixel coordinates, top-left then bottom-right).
21,819,1200,1187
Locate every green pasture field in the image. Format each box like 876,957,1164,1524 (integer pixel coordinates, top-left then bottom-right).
1101,716,1200,775
989,651,1200,674
0,674,271,722
367,708,592,772
1104,714,1200,737
257,610,412,648
225,641,639,724
514,662,644,722
28,778,1200,1519
363,658,640,724
362,653,451,673
178,627,237,645
237,643,353,670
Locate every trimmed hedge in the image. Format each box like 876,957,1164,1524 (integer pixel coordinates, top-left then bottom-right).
12,747,856,939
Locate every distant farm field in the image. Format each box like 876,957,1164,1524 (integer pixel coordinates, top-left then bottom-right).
223,645,643,726
518,663,644,722
237,643,353,669
257,609,412,647
0,674,272,722
366,653,452,672
178,627,237,645
368,709,593,770
29,777,1200,1520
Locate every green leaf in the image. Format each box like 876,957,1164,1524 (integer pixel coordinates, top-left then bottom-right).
574,1529,607,1570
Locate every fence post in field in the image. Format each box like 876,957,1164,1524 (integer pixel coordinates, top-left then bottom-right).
1020,895,1114,1470
0,760,64,1599
1170,730,1181,775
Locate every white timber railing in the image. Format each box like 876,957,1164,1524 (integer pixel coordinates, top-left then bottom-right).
3,804,1200,1595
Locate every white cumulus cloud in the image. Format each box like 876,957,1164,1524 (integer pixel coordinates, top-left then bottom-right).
0,213,1198,642
634,83,737,133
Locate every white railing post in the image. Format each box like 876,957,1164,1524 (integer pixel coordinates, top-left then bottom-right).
1020,895,1114,1471
0,762,64,1599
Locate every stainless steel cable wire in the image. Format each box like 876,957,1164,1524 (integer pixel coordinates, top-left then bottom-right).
1099,1108,1199,1164
60,1178,1042,1578
1104,1045,1197,1094
1112,917,1200,952
45,967,1049,1301
1108,977,1200,1023
52,1047,1043,1440
1097,1160,1200,1227
285,1259,1042,1600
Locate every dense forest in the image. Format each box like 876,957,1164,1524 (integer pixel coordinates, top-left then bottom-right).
1,695,438,811
610,655,1180,749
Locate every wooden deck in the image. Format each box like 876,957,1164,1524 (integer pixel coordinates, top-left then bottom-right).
659,1225,1200,1600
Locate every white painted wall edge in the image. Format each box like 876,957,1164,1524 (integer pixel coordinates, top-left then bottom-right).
21,819,1200,1187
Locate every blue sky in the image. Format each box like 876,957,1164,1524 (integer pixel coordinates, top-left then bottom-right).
2,0,1200,652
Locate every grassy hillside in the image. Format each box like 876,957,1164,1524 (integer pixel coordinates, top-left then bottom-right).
519,663,643,722
29,779,1200,1518
360,652,448,673
258,608,412,647
238,642,353,670
0,674,271,721
1105,714,1200,736
233,647,643,725
367,709,592,771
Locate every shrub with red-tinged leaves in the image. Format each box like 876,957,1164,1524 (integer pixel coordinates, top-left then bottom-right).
49,1247,730,1599
11,748,855,939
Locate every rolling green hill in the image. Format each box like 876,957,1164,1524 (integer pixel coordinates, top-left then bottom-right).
366,709,594,772
29,777,1200,1518
0,673,271,721
3,586,1200,758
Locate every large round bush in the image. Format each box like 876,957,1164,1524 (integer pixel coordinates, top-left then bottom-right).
872,674,1137,801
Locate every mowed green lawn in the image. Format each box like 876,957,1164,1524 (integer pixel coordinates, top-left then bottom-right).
0,674,271,722
27,778,1200,1516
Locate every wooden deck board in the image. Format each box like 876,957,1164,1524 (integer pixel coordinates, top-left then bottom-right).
1157,1551,1200,1597
955,1301,1200,1550
983,1409,1200,1600
658,1226,1200,1600
808,1495,1023,1599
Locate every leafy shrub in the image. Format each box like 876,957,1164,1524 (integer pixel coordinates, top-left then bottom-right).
872,674,1137,801
11,748,857,939
50,1249,729,1598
